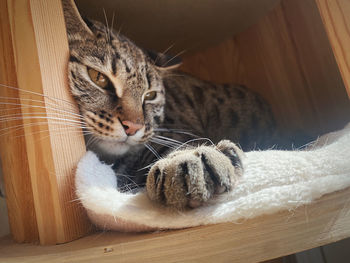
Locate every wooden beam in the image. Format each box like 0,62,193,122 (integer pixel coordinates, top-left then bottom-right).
1,187,349,262
0,0,38,243
0,0,91,244
315,0,350,98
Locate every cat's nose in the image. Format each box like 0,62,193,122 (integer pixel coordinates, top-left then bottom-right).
121,120,143,136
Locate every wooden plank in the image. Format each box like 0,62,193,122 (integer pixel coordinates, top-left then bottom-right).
181,38,246,84
182,0,350,136
236,0,350,135
75,0,280,54
315,0,350,98
1,187,349,263
0,0,39,243
0,0,91,244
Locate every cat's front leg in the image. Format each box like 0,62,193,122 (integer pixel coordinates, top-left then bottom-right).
146,140,244,209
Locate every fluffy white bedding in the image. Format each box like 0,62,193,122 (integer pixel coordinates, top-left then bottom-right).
76,123,350,232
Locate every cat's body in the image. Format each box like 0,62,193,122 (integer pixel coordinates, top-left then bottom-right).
107,74,275,190
62,0,275,209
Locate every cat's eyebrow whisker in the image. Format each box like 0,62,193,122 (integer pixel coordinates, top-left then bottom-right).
161,43,176,56
0,84,76,107
110,11,116,43
163,49,187,67
144,143,161,160
153,43,176,66
102,8,111,43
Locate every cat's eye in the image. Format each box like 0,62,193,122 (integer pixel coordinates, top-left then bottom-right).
144,91,157,101
87,68,109,88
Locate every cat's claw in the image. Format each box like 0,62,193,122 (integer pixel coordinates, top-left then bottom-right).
146,140,244,209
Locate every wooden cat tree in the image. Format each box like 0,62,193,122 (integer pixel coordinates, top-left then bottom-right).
0,0,349,262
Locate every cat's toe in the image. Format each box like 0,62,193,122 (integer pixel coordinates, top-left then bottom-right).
146,143,244,210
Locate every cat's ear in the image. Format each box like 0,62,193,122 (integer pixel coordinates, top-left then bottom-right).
146,50,182,71
61,0,94,41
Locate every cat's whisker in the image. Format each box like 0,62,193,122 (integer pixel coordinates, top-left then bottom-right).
0,111,83,124
0,120,86,132
0,84,76,107
36,128,93,142
144,143,161,160
151,139,178,148
0,122,87,136
163,49,187,67
102,8,111,43
0,95,77,112
110,11,116,43
115,173,140,187
153,43,176,66
13,126,93,140
0,101,84,120
116,21,124,37
0,123,86,138
85,135,101,148
0,119,87,137
149,138,178,149
174,137,216,151
0,115,87,126
85,135,95,148
161,43,176,56
154,128,198,138
0,112,84,124
137,160,158,172
154,135,183,146
152,137,183,149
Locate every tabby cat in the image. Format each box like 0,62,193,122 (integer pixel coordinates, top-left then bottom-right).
62,0,275,209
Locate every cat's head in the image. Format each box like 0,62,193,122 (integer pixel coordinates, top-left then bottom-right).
62,0,180,157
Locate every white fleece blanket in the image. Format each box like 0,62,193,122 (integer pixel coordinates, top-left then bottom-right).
76,123,350,232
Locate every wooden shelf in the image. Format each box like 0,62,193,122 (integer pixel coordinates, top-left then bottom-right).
1,187,350,263
1,0,350,261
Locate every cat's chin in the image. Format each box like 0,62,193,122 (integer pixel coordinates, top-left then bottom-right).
97,140,132,156
87,136,145,161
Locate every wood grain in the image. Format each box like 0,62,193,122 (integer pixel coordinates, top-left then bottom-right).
0,0,91,244
1,187,349,263
182,0,350,136
75,0,280,54
316,0,350,98
0,0,39,243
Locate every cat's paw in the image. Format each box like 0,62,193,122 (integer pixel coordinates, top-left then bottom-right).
146,140,244,209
